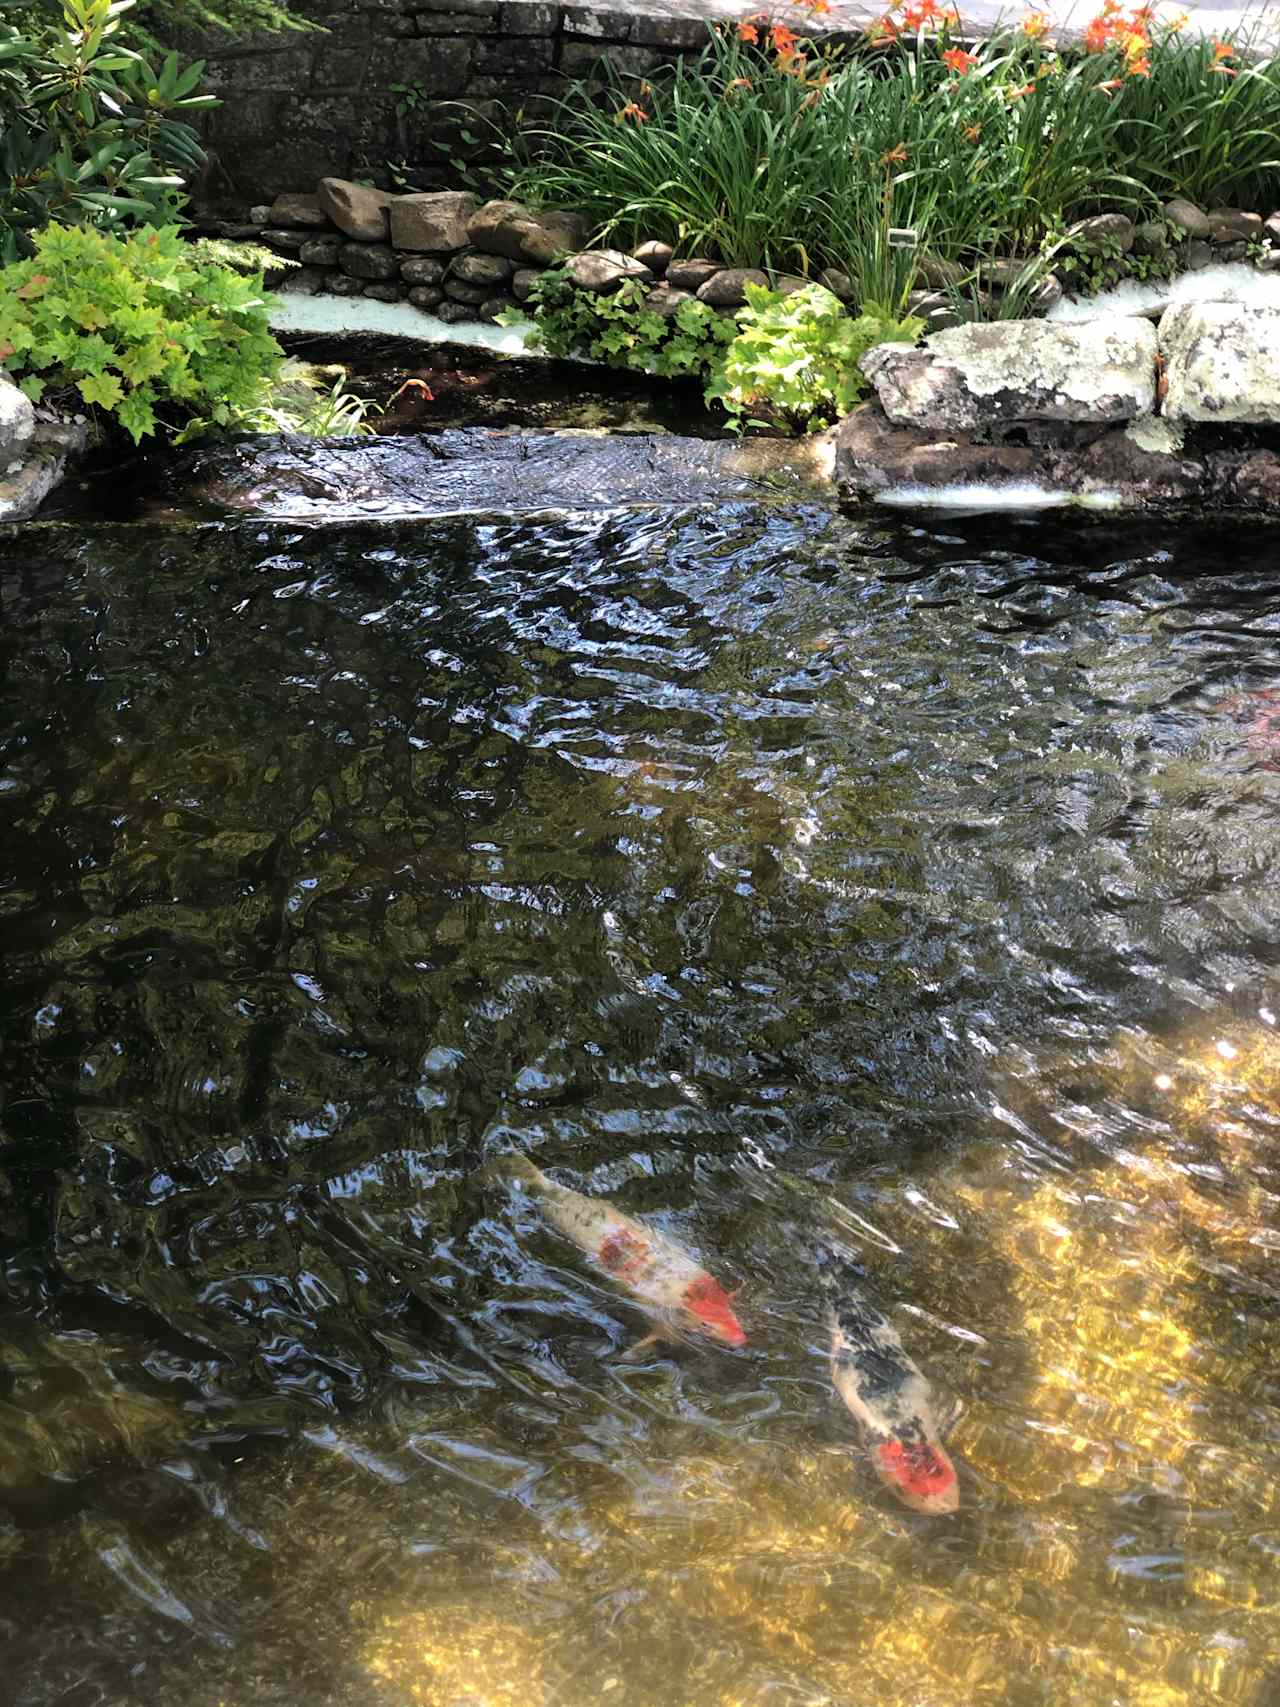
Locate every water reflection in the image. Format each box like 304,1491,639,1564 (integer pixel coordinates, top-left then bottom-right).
4,508,1280,1704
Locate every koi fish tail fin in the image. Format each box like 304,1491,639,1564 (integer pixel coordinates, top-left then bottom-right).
484,1152,550,1194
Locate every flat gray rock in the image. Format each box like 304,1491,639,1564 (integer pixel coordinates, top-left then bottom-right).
861,318,1157,429
1161,302,1280,422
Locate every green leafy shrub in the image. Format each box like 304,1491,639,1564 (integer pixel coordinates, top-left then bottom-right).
0,221,284,442
0,0,215,259
711,284,922,433
503,266,738,382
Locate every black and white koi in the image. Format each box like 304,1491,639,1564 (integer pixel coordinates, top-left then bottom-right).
497,1155,746,1349
820,1256,959,1516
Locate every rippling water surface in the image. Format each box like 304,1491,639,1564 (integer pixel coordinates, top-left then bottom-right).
5,496,1280,1706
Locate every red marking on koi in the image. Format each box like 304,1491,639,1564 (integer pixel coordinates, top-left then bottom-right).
875,1437,958,1513
596,1227,650,1286
680,1273,746,1346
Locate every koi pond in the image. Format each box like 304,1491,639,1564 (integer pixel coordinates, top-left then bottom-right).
4,467,1280,1706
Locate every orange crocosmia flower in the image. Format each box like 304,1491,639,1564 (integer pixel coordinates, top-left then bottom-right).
736,17,760,42
964,122,982,142
1128,54,1150,75
881,142,909,164
727,75,754,89
1096,76,1123,90
1007,80,1036,98
869,13,899,38
770,23,800,52
798,0,832,12
1022,10,1051,37
942,45,977,71
617,101,649,122
1212,38,1234,59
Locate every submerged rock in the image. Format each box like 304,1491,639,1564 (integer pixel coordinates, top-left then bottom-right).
861,318,1157,431
833,402,1039,499
833,396,1275,509
128,429,833,522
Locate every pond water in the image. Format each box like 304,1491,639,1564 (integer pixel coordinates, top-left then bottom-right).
5,489,1280,1707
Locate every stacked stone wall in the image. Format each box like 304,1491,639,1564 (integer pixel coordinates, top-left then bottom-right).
188,0,774,204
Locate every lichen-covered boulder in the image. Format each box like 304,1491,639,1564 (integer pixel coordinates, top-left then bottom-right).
0,374,36,465
1160,303,1280,423
317,178,393,243
466,201,586,266
391,192,478,253
860,318,1157,430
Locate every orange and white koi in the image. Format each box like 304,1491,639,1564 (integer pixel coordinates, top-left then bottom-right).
821,1255,959,1516
498,1155,746,1349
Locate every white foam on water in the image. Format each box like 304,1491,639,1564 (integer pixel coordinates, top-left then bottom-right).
268,292,541,356
1048,263,1280,325
875,481,1125,511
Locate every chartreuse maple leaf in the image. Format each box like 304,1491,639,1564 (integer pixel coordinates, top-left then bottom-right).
78,371,124,409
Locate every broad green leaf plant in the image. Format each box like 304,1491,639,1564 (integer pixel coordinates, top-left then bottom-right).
710,283,923,433
500,267,739,381
0,222,284,442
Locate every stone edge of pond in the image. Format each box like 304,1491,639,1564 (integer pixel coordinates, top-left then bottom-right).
836,304,1280,511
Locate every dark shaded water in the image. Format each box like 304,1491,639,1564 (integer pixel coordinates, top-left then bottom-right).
5,492,1280,1705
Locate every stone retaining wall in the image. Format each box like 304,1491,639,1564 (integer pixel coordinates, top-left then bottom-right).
189,0,825,204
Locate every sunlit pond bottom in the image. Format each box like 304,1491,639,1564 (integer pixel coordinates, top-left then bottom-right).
4,502,1280,1706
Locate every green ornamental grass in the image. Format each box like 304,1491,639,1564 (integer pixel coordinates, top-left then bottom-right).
509,12,1280,288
